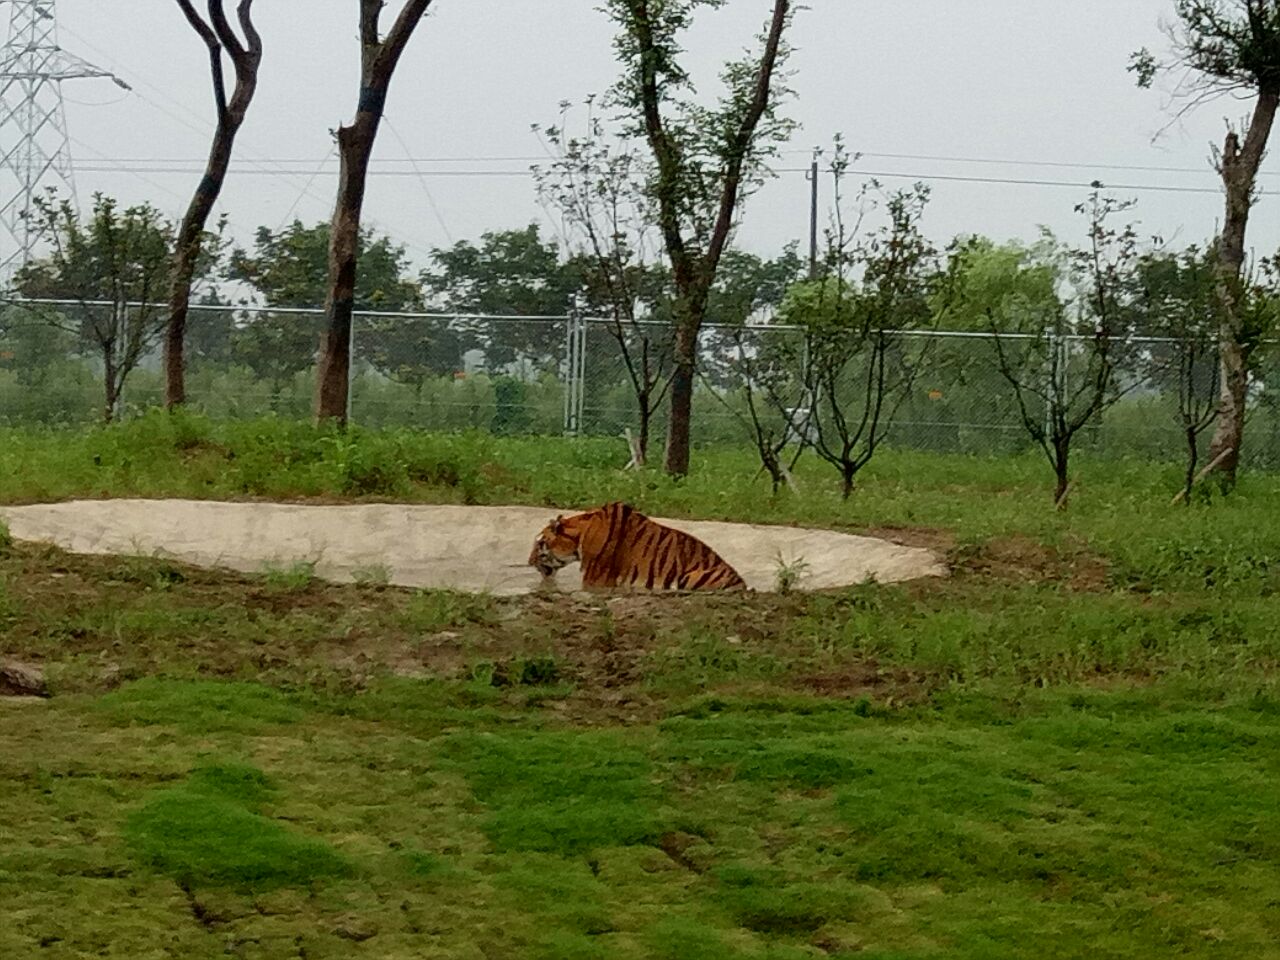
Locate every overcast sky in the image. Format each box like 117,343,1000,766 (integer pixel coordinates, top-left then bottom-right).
41,1,1280,272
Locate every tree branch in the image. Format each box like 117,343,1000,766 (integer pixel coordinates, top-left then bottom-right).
705,0,791,273
176,0,228,121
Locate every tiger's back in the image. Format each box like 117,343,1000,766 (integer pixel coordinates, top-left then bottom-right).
530,501,746,591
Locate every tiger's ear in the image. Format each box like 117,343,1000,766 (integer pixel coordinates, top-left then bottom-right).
551,515,566,533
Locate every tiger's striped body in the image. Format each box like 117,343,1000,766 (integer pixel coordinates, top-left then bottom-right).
528,501,746,591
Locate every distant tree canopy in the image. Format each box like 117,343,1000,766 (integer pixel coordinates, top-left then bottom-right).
227,220,424,394
230,220,422,311
423,225,578,316
423,225,581,369
947,237,1062,333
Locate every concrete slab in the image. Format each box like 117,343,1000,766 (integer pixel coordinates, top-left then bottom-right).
0,499,947,596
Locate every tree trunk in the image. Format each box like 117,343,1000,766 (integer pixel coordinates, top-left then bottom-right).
315,115,377,425
637,392,650,466
166,1,262,410
1206,89,1279,487
166,137,234,409
1183,424,1198,507
663,318,697,476
315,0,433,423
103,346,117,424
841,463,855,500
1053,449,1070,508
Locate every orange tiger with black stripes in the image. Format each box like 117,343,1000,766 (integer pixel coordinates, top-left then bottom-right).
528,501,746,591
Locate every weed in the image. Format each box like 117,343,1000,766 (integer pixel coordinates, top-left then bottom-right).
351,562,391,587
109,551,187,589
473,655,563,688
260,558,316,592
647,628,784,693
0,519,11,554
401,589,495,632
0,576,14,624
773,552,811,594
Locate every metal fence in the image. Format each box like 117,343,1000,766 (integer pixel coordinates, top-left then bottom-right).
2,297,1278,467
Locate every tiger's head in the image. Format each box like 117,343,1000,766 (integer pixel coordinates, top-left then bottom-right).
528,515,579,577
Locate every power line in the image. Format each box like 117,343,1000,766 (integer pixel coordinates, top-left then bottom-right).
385,115,454,245
64,149,1277,180
853,149,1248,178
64,161,1265,197
57,20,336,215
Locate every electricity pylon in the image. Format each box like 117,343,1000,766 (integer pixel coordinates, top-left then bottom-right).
0,0,128,279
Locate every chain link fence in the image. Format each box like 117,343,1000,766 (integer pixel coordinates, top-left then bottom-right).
2,297,1278,467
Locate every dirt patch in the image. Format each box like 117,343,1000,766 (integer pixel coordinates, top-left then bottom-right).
794,662,935,705
857,525,956,553
952,534,1109,590
0,499,947,596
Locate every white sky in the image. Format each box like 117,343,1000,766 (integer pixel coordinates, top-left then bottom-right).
36,1,1280,271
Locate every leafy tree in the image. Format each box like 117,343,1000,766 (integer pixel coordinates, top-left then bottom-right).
700,245,806,383
230,220,421,310
229,220,439,395
0,305,75,388
1132,0,1280,487
422,224,578,371
601,0,797,476
315,0,437,424
946,237,1059,333
16,192,183,422
165,0,262,409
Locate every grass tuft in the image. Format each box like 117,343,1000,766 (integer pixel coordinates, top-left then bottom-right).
126,762,349,890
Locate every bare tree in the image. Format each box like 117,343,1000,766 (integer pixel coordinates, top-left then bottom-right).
1133,0,1280,487
533,108,673,464
604,0,797,476
789,145,945,500
165,0,262,409
711,321,809,494
989,191,1143,507
314,0,435,425
1134,247,1222,503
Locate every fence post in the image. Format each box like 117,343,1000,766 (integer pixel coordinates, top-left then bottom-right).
346,310,356,426
560,302,588,436
565,309,576,435
575,310,586,434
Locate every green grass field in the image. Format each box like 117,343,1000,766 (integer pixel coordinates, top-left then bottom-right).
2,413,1279,958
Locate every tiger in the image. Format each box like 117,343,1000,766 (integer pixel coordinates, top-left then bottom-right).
527,501,747,591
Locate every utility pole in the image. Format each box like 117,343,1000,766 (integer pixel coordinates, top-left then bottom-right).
807,146,820,278
0,0,129,280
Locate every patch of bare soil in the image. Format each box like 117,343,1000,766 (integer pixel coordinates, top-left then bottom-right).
951,534,1109,591
793,662,937,705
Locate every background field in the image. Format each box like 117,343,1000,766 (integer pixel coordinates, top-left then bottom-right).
2,415,1279,959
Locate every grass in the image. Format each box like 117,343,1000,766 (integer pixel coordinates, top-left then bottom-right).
125,763,350,890
260,558,317,592
1,414,1280,957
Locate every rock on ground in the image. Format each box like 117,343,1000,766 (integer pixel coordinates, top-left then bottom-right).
0,659,49,698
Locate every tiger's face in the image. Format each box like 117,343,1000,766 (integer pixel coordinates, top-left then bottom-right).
528,516,579,577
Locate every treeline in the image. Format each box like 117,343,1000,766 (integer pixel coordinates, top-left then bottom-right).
6,0,1280,502
5,181,1280,505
